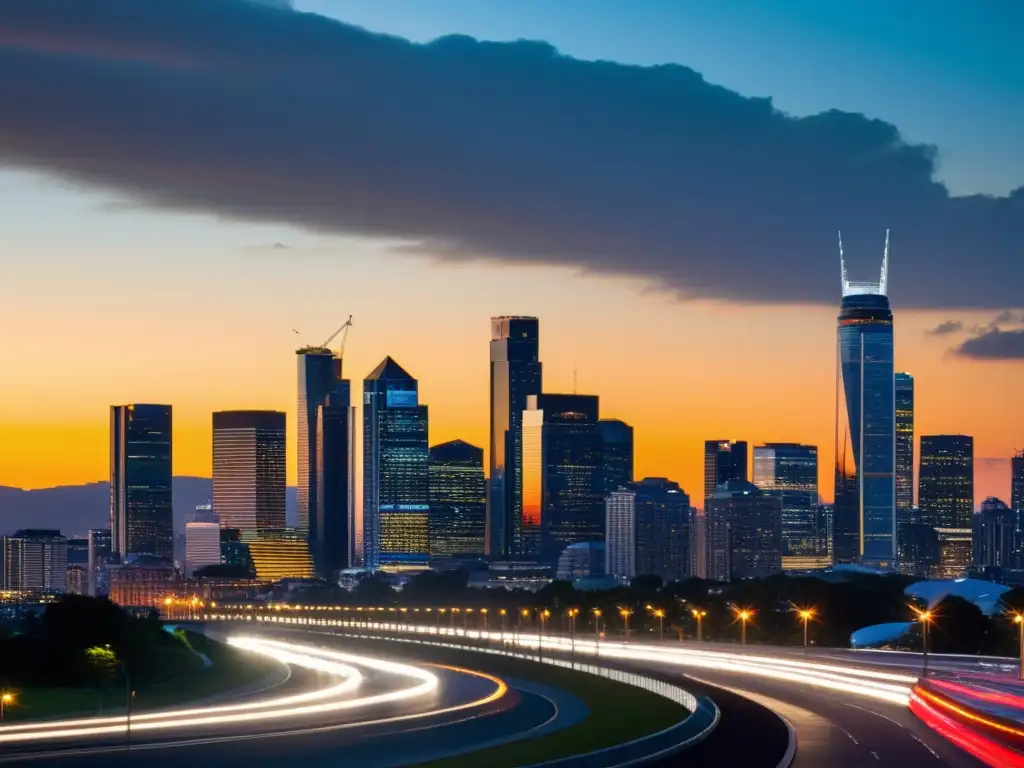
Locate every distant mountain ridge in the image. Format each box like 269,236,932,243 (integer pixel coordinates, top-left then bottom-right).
0,477,298,537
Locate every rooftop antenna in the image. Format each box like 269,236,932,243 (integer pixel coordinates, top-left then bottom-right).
879,229,890,297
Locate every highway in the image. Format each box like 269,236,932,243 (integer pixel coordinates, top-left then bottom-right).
0,635,571,767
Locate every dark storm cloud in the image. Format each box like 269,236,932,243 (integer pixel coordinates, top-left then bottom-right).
0,0,1022,307
953,328,1024,360
926,320,964,336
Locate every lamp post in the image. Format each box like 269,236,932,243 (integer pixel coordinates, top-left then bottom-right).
499,608,507,641
652,608,665,641
1,692,12,722
1015,614,1024,682
619,608,632,637
796,608,815,658
592,608,602,656
736,609,752,646
691,608,706,642
912,608,933,677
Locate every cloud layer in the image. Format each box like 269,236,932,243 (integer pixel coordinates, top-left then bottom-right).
0,0,1022,307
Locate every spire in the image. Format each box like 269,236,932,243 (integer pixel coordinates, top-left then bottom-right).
838,230,849,292
879,228,890,297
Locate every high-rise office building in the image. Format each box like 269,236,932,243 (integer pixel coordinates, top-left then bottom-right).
690,507,707,578
184,521,222,578
753,443,824,569
297,346,343,537
599,419,634,496
919,435,974,528
604,478,690,583
895,373,915,532
363,357,430,570
220,527,255,576
833,232,895,566
973,498,1014,571
87,528,112,596
428,440,486,558
66,537,89,567
488,316,542,558
706,481,783,582
110,404,173,561
212,411,286,541
704,440,748,499
315,382,356,578
898,522,939,578
190,503,217,524
521,393,603,566
1013,451,1024,566
1,530,68,592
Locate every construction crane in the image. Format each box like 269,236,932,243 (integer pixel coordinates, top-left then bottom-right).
321,315,353,360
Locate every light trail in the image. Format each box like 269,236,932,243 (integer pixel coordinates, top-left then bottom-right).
0,636,442,745
251,616,916,706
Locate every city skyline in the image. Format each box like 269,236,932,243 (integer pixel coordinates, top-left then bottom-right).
0,1,1020,510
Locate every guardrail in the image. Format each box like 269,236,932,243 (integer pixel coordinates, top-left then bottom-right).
214,614,719,767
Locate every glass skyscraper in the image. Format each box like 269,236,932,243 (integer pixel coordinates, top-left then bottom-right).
212,410,286,541
296,348,341,537
1012,451,1024,567
704,440,748,499
918,435,974,528
363,357,430,570
110,404,173,561
489,316,542,558
428,440,486,558
520,393,603,567
599,419,634,495
895,373,915,531
315,383,355,577
753,443,824,568
833,232,895,567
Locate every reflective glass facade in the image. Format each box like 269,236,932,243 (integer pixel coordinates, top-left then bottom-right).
315,382,355,578
706,481,783,581
633,478,691,582
1012,452,1024,562
918,435,974,528
110,404,173,561
428,440,486,558
833,294,895,566
599,419,634,495
212,410,286,542
704,440,748,499
895,373,915,528
296,349,341,536
753,443,822,567
488,316,542,558
363,357,430,570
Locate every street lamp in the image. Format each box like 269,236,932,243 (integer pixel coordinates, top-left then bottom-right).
619,607,632,637
735,608,753,646
651,608,666,640
1014,614,1024,682
691,608,707,642
499,608,507,639
911,607,933,676
1,692,13,722
795,608,815,657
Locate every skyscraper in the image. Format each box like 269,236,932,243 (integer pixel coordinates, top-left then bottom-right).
315,382,356,578
973,497,1014,572
428,440,486,558
605,488,636,581
752,443,824,568
110,404,173,561
604,478,690,583
521,393,603,566
184,521,221,578
833,232,895,566
296,348,341,537
1013,451,1024,566
87,528,112,596
488,316,542,558
363,357,430,570
704,440,748,499
1,530,68,592
895,373,915,528
919,435,974,528
212,411,286,541
599,419,634,495
706,481,783,581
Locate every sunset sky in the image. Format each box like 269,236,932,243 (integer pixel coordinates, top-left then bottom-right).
0,0,1020,505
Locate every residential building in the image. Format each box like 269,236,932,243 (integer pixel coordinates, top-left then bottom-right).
707,480,783,581
1,530,68,592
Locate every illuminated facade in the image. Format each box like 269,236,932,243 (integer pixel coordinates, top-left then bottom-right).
521,394,603,566
110,404,173,560
753,443,824,569
634,478,691,582
704,440,747,500
833,232,895,567
108,558,181,608
87,528,112,596
605,488,636,580
895,373,915,530
428,440,486,558
707,481,783,581
184,521,221,578
1,530,68,592
973,498,1014,571
247,533,315,581
296,348,342,537
1011,451,1024,565
919,435,974,528
212,410,286,541
488,316,542,558
363,357,430,570
599,419,634,496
